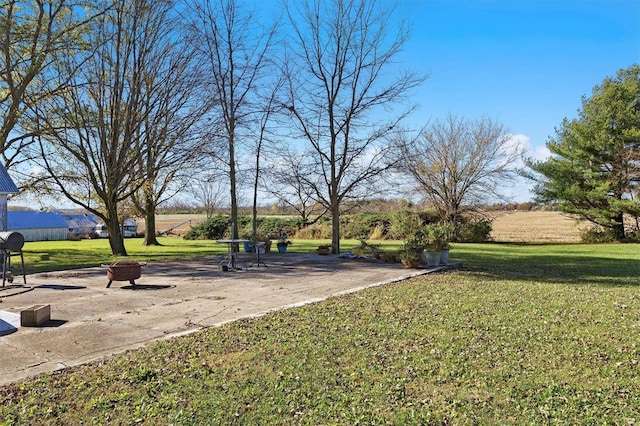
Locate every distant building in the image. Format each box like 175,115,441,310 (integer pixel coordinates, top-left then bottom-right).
0,164,19,231
61,213,101,237
6,209,138,241
7,211,69,241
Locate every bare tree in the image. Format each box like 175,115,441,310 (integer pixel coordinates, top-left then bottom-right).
283,0,425,254
396,114,523,224
262,149,328,226
248,74,285,238
0,0,104,170
188,171,228,218
29,0,169,255
128,3,212,246
186,0,277,240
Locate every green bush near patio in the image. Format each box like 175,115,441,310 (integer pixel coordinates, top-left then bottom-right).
1,243,639,424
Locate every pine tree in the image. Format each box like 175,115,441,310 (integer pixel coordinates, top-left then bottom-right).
527,65,640,240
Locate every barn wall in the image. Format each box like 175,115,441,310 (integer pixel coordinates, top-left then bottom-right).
12,228,68,242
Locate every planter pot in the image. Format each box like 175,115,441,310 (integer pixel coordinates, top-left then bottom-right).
277,244,288,253
439,249,449,265
401,258,421,268
317,245,330,255
243,241,254,253
422,251,441,267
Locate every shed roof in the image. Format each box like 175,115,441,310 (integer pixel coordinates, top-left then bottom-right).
61,213,100,229
0,164,18,194
8,211,68,229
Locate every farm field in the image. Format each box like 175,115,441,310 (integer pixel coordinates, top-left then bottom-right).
139,214,208,236
143,211,586,243
488,210,585,243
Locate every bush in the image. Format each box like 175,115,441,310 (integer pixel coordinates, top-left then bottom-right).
388,211,423,240
341,212,390,240
184,214,304,241
256,216,304,239
454,218,492,243
580,226,616,243
183,214,231,240
294,215,332,239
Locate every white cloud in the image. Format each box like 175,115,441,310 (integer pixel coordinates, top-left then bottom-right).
532,144,551,161
503,133,552,169
495,133,552,203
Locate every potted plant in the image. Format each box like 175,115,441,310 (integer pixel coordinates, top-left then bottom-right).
421,223,445,266
254,233,272,253
400,246,422,268
316,244,330,255
241,234,257,253
276,233,292,253
436,222,454,265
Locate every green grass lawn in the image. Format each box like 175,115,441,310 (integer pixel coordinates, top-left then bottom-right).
17,237,403,274
1,242,639,424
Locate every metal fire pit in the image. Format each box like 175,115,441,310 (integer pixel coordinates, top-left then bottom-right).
104,260,143,288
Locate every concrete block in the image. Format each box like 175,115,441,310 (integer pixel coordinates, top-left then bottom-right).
20,304,51,327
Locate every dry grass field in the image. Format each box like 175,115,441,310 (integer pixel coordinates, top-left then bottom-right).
139,211,585,243
136,214,208,236
488,210,585,243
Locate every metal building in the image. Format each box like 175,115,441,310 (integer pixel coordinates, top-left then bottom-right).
7,211,69,242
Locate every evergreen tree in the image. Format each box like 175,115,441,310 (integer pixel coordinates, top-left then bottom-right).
527,65,640,240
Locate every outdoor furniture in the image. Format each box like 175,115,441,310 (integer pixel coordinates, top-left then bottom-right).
216,239,249,271
0,231,26,287
249,242,267,268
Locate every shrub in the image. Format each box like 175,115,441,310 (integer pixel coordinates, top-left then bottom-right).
295,217,332,239
257,216,304,239
341,212,390,240
580,226,616,243
455,218,492,243
183,214,230,240
369,225,386,240
388,211,423,240
185,214,304,241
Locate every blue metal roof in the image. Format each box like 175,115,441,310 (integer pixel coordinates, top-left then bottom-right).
8,211,69,229
0,164,18,194
60,214,100,229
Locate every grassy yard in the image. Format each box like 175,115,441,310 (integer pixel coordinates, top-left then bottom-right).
18,237,400,274
1,243,639,424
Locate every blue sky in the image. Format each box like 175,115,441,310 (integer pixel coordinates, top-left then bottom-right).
25,0,640,209
395,0,640,200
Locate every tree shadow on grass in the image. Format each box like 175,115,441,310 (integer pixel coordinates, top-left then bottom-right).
455,243,640,287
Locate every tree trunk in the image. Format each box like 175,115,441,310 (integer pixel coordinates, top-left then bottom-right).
143,198,160,246
252,137,260,238
331,204,340,255
252,179,258,238
229,138,238,240
107,212,127,256
613,211,626,241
